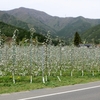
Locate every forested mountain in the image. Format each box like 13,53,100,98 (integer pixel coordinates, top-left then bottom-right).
6,7,57,35
81,24,100,43
0,7,100,42
0,21,46,43
0,11,29,30
6,7,100,38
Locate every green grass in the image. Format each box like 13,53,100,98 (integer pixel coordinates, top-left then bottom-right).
0,72,100,94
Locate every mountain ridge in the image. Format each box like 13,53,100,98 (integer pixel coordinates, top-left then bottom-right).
0,7,100,41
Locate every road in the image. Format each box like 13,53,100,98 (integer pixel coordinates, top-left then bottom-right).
0,81,100,100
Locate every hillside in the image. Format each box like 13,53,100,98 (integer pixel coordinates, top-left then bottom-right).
0,7,100,41
0,11,29,30
6,7,57,35
81,24,100,43
6,7,100,38
0,21,46,43
57,16,92,38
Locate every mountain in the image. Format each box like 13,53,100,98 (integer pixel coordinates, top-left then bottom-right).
0,11,29,30
0,7,100,41
6,7,57,35
0,21,47,43
81,24,100,43
0,21,30,40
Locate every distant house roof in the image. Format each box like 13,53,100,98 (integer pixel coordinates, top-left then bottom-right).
79,44,93,48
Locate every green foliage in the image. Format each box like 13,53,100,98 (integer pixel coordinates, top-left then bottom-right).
0,21,47,43
82,24,100,43
0,21,62,45
33,33,46,43
74,32,82,46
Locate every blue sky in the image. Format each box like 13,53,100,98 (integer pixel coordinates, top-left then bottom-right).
0,0,100,19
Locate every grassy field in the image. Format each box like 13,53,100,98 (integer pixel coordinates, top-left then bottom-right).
0,45,100,94
0,72,100,94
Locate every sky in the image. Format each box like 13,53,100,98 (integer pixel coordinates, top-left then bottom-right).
0,0,100,19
